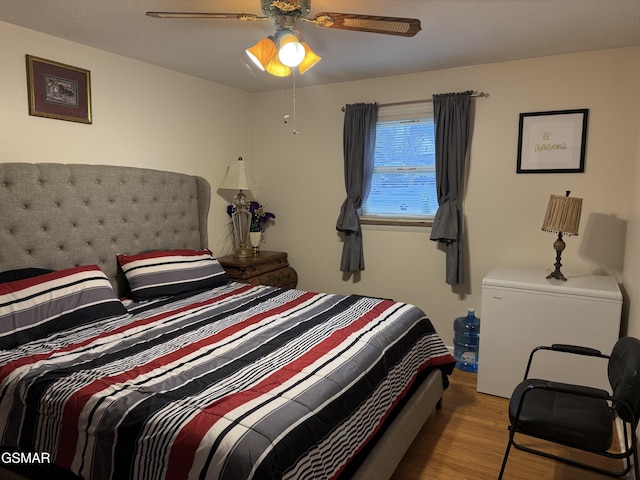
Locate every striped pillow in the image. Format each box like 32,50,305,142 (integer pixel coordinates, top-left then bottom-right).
0,265,127,350
0,268,54,283
117,249,228,300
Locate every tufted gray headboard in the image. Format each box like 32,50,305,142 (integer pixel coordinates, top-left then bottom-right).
0,163,210,295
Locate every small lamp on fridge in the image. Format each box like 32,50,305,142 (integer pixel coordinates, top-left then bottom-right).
541,191,583,281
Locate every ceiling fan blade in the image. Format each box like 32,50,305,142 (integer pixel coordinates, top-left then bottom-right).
145,12,268,21
309,12,421,37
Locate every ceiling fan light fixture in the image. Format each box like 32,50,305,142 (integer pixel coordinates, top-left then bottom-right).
245,36,278,70
244,19,321,77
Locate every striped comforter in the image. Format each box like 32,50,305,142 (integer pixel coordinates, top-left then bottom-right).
0,282,454,480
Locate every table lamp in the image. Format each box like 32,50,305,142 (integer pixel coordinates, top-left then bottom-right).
541,191,582,281
219,157,256,257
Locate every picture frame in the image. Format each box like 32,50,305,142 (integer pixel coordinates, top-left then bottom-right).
516,109,588,173
25,55,92,124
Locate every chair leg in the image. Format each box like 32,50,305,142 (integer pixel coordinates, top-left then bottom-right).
498,427,516,480
632,429,639,480
621,424,638,480
507,425,636,478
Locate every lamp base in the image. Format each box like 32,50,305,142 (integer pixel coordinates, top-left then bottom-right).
546,232,567,281
546,268,567,281
231,190,251,258
234,247,252,258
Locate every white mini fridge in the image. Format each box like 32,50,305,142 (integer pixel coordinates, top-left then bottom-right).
477,266,622,398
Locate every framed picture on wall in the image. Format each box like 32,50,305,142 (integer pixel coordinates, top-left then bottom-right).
25,55,92,124
516,109,588,173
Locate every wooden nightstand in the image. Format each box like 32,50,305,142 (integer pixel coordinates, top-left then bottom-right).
217,251,298,289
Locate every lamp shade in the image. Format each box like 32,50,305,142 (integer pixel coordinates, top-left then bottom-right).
298,42,321,74
541,193,582,235
246,36,291,77
246,37,278,71
265,55,291,77
219,157,257,191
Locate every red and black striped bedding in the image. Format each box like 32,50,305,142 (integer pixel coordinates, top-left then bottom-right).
0,282,454,480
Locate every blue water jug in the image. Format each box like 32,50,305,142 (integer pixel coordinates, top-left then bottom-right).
453,308,480,372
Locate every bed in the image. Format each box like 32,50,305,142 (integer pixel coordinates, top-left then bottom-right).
0,163,455,480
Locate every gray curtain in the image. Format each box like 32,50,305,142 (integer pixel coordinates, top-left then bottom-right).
336,103,378,272
430,91,473,285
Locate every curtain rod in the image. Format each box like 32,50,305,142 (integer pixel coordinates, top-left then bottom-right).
341,91,488,111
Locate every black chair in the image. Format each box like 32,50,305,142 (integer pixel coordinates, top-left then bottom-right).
498,336,640,479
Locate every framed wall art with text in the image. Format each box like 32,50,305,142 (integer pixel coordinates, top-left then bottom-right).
516,109,588,173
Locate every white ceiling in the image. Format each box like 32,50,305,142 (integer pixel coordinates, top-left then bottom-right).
2,0,640,93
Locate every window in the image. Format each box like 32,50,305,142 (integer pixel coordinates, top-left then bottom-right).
361,103,438,226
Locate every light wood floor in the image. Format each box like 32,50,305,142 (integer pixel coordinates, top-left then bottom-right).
390,368,631,480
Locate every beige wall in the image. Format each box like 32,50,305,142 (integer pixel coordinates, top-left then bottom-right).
251,47,640,338
623,55,640,339
2,20,640,345
0,21,253,256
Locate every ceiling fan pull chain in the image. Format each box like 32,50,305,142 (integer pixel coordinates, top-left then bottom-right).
282,75,290,124
292,70,300,135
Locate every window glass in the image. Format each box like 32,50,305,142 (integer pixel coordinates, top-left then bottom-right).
361,104,438,223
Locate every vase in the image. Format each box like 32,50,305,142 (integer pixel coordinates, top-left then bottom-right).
250,231,262,254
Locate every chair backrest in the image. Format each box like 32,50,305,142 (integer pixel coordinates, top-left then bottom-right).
608,336,640,424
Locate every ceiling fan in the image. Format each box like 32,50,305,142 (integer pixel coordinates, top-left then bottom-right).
146,0,422,77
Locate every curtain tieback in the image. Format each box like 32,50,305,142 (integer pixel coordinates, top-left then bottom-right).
430,198,459,242
336,197,359,233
